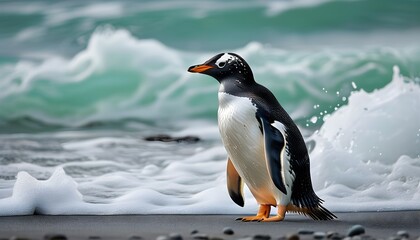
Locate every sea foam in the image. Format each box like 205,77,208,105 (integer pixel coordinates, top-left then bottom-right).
311,66,420,211
0,67,418,215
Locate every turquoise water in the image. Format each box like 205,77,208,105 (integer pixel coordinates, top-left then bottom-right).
1,0,420,132
0,0,419,215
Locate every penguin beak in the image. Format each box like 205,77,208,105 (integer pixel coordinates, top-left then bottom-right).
188,64,213,73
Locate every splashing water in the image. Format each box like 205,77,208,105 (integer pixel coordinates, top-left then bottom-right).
0,63,419,215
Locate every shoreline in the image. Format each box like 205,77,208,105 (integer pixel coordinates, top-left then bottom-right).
0,211,419,240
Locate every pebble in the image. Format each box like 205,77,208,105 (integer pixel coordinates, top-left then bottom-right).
191,230,199,235
156,236,169,240
253,235,271,240
222,227,234,235
298,229,314,235
287,234,300,240
238,236,271,240
128,236,142,240
326,232,344,240
44,234,68,240
168,233,183,240
193,233,209,240
314,232,326,239
396,231,409,239
347,225,366,237
144,134,200,143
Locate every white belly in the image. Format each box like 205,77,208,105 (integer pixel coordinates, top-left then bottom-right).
218,92,289,206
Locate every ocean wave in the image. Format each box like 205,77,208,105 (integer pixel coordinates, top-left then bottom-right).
1,27,419,131
0,66,419,215
311,66,420,211
2,0,420,55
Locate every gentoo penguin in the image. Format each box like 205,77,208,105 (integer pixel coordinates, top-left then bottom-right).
188,53,336,222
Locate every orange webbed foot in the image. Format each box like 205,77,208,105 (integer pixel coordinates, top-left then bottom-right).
237,204,287,222
236,204,271,222
260,215,285,222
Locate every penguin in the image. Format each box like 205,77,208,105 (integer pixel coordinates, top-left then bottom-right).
188,53,336,222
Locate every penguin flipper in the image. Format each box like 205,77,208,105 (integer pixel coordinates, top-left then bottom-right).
259,115,287,195
226,157,244,207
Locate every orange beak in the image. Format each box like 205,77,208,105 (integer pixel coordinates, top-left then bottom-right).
188,64,213,73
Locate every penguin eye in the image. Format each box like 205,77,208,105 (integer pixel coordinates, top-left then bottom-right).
217,61,226,68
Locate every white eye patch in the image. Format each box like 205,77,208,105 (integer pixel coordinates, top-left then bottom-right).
216,53,236,68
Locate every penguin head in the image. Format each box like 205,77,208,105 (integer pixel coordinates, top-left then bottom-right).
188,53,254,83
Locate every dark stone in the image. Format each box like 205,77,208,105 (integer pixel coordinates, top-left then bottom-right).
347,225,365,237
253,234,271,240
314,232,326,239
396,231,409,239
222,227,234,235
193,234,209,240
144,134,200,143
88,236,101,240
327,232,344,240
168,233,183,240
287,234,300,240
298,229,314,235
128,236,143,240
191,230,199,235
44,234,68,240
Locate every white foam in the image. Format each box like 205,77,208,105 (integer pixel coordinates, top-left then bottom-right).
1,66,419,215
0,168,85,215
310,66,420,211
44,2,125,26
0,66,419,215
266,0,333,16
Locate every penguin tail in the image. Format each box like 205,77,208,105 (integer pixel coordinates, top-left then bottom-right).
286,204,337,220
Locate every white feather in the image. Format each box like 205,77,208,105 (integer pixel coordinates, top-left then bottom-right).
215,53,236,68
218,92,293,206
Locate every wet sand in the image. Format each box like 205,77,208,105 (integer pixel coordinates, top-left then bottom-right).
0,211,419,240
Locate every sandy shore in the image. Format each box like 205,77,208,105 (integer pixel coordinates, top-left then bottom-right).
0,211,419,240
